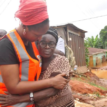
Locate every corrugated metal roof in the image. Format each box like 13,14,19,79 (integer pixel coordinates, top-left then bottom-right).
51,23,87,33
88,48,107,55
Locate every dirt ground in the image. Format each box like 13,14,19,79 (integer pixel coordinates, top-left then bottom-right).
69,72,107,107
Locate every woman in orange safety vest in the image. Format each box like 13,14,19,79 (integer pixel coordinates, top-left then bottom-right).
0,0,68,107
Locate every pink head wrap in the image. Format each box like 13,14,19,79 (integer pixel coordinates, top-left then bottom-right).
15,0,49,25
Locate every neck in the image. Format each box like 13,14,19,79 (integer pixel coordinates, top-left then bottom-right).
16,26,29,46
42,55,54,63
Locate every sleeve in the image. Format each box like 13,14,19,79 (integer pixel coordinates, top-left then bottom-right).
56,56,71,76
0,38,19,65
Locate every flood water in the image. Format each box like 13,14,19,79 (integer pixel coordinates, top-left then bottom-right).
91,61,107,79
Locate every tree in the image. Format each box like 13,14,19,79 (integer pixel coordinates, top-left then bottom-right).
85,35,102,48
84,35,103,66
84,40,89,67
100,26,107,48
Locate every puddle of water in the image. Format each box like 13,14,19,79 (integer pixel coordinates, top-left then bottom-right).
91,61,107,79
91,69,107,79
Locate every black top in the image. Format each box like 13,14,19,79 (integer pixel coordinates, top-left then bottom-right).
0,37,37,65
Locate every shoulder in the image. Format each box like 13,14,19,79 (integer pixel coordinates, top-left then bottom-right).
55,54,69,63
52,55,71,75
53,54,70,67
0,37,12,47
0,37,14,53
0,37,19,65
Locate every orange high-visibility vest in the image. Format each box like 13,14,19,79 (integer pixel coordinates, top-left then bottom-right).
0,29,42,107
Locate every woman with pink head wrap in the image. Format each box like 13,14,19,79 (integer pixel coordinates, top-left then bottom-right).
14,0,49,42
0,0,68,107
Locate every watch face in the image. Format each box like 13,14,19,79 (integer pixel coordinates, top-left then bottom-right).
30,92,33,101
30,92,34,101
30,92,33,97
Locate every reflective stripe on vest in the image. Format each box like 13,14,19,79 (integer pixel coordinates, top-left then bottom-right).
32,42,42,80
9,32,29,81
0,75,3,83
0,29,41,107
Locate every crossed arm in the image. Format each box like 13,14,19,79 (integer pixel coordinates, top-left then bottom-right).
0,88,58,107
0,64,67,94
0,64,68,106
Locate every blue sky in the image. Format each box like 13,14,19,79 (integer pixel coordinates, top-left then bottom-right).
0,0,107,38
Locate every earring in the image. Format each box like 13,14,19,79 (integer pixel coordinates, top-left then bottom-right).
23,29,26,35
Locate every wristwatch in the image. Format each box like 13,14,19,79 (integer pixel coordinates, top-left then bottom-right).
30,92,34,101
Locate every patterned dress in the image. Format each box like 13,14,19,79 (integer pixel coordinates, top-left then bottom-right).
36,55,75,107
